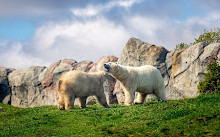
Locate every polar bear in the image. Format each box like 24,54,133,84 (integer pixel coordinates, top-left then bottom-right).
104,62,166,106
57,70,110,110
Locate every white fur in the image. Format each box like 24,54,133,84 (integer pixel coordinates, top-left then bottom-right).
57,70,110,110
104,62,166,106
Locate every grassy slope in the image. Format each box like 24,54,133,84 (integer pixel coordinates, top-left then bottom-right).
0,93,219,137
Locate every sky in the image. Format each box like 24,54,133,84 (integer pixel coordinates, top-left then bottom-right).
0,0,220,69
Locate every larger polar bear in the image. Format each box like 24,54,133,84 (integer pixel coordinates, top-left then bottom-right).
57,70,110,110
104,62,166,106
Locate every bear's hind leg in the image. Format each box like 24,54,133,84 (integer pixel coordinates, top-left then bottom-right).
64,95,75,110
135,92,147,104
58,94,65,110
78,97,87,108
96,95,110,108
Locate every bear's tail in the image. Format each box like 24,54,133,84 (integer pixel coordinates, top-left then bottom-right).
58,80,63,90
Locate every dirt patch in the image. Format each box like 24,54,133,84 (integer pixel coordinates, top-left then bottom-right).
190,113,218,123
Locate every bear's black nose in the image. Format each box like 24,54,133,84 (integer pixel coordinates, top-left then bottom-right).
104,64,110,72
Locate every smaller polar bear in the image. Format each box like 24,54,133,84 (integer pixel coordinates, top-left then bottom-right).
57,70,110,110
104,62,166,106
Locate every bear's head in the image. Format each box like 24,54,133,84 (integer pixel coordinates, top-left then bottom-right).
103,62,119,75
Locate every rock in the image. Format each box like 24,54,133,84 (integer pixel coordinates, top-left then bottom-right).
5,56,118,108
8,66,47,108
114,38,169,103
89,56,118,72
114,38,220,103
199,43,220,64
118,37,168,67
166,43,220,99
2,37,219,108
0,106,3,112
74,60,94,72
0,67,14,104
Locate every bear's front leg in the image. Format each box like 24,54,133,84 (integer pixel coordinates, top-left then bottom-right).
64,95,75,110
96,95,110,108
78,97,87,108
124,90,135,106
134,92,147,104
58,94,65,110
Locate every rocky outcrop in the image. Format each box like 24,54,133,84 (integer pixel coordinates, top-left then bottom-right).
114,38,220,103
1,37,219,107
117,38,168,67
0,67,14,104
166,42,220,99
2,56,118,108
8,66,47,107
114,38,169,103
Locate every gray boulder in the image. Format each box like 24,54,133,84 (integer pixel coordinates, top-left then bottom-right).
114,38,220,103
114,38,169,103
0,67,14,104
118,37,168,67
166,42,220,99
8,66,47,107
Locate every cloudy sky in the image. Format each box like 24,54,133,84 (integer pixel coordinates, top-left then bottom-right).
0,0,220,69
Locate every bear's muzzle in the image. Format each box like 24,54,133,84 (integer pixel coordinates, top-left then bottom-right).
104,64,110,72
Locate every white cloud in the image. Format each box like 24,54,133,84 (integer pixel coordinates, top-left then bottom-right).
127,16,165,43
27,17,130,67
71,0,141,17
118,0,138,8
125,11,220,50
0,41,42,69
111,0,141,8
71,6,99,17
1,1,220,69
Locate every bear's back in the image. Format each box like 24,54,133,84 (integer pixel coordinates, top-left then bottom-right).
121,65,158,74
124,65,163,89
58,70,105,95
59,70,105,88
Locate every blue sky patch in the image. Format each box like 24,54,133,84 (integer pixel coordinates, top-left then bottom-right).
0,20,34,41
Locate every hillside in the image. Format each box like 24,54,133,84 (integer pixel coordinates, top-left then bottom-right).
0,92,219,137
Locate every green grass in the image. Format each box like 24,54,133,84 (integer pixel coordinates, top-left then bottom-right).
0,93,220,137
